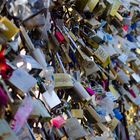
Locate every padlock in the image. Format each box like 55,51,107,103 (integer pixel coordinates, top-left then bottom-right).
131,85,139,96
71,109,84,119
71,103,84,119
85,87,95,96
8,68,37,94
108,118,120,131
63,117,87,139
84,0,99,12
109,85,120,100
0,47,13,79
79,28,100,48
79,44,94,57
60,45,72,64
116,12,123,21
131,73,140,83
29,99,51,121
54,73,73,89
20,26,48,69
55,31,65,43
42,90,61,110
111,17,122,29
68,31,78,42
75,47,87,63
94,45,110,67
110,0,121,17
84,104,102,123
84,59,100,76
117,69,130,84
0,17,19,43
51,116,65,128
73,80,91,102
84,18,101,30
92,1,106,17
13,55,42,73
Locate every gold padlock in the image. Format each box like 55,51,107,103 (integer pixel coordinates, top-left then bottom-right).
0,17,19,42
85,0,99,12
108,118,119,131
54,73,73,88
71,103,84,119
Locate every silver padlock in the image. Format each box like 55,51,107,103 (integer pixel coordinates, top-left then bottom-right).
13,55,42,72
42,90,61,110
8,68,37,93
64,117,87,139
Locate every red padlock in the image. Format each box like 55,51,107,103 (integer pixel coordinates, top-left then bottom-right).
0,46,13,79
55,31,65,43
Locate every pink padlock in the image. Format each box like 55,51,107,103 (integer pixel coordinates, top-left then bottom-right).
85,87,95,96
55,31,65,43
51,116,65,128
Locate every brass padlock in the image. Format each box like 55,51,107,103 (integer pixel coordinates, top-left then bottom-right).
54,73,73,89
60,44,72,64
110,0,121,17
94,45,110,67
0,17,19,43
80,29,99,49
71,103,84,119
93,1,106,17
84,0,99,12
108,118,120,131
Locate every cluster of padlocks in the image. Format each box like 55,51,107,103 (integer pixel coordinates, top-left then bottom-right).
0,0,140,140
